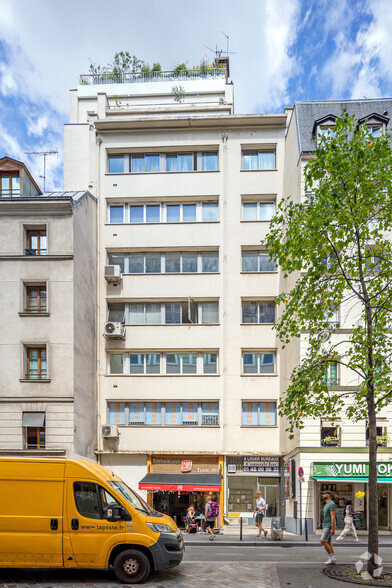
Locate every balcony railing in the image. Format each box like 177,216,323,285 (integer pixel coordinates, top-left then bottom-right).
25,248,47,256
79,68,226,86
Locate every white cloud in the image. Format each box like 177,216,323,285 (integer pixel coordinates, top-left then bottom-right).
0,63,17,95
27,115,48,137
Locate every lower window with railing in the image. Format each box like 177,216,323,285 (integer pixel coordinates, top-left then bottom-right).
108,401,219,427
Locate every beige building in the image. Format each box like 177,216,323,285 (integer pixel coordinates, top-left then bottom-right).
64,65,293,521
283,100,392,534
0,157,97,459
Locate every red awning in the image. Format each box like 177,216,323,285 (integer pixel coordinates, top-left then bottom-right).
139,483,222,492
139,473,222,493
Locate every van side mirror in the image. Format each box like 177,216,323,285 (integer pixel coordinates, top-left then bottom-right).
106,502,124,522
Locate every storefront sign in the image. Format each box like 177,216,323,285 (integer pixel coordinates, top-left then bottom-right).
243,456,280,473
151,455,219,474
181,460,192,472
312,462,392,480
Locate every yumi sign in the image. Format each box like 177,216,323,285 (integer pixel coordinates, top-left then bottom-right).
312,462,392,480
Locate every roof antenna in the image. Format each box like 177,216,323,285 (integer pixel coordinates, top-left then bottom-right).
203,32,236,59
24,150,58,192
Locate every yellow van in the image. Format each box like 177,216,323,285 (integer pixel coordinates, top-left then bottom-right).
0,457,184,584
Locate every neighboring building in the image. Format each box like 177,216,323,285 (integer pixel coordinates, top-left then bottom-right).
283,100,392,534
0,157,97,458
64,64,292,522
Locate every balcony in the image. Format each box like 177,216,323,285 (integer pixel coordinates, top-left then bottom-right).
79,68,226,86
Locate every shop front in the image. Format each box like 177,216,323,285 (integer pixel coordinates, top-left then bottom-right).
311,461,392,531
139,455,223,527
226,456,281,524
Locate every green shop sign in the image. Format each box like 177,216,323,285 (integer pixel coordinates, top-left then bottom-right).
312,462,392,480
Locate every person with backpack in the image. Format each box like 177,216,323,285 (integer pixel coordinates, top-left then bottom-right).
335,499,360,543
253,491,268,538
204,496,219,541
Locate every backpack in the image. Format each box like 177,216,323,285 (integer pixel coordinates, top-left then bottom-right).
208,501,219,518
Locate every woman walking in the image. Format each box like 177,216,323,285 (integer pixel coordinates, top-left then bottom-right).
253,491,268,538
335,500,360,543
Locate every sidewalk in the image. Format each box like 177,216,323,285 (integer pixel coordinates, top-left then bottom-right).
183,524,392,547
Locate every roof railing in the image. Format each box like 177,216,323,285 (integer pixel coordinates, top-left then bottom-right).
79,68,226,85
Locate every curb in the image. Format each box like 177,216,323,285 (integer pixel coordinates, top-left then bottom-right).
184,540,392,547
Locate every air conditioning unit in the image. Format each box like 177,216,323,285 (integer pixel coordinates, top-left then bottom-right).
102,425,119,438
105,265,122,284
104,321,125,339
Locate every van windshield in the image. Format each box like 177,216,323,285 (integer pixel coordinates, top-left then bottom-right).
108,480,158,515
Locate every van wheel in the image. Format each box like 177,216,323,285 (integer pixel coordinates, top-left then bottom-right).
113,549,151,584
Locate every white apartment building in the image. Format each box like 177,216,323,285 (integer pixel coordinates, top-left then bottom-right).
0,157,97,459
64,64,293,522
283,100,392,534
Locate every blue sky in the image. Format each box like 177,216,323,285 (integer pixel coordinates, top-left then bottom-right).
0,0,391,190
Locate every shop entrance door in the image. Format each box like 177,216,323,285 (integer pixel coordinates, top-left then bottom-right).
378,484,389,529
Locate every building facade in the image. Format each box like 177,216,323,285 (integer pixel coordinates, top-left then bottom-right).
283,100,392,534
0,157,97,458
64,67,293,522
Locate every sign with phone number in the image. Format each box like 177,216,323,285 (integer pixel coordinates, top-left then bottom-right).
243,456,280,473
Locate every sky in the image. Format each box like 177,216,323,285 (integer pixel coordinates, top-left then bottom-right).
1,0,392,191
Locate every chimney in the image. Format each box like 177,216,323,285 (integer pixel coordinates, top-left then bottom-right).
216,56,229,81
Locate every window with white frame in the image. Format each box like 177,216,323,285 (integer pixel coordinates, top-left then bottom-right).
108,352,218,375
242,301,275,324
108,300,219,325
108,251,219,274
108,401,219,426
242,250,276,272
108,151,218,174
242,401,277,426
108,201,218,224
242,200,275,221
242,150,275,170
242,352,276,375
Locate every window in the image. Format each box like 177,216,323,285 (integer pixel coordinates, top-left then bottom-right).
109,251,218,274
242,250,275,272
131,154,160,173
107,303,125,322
22,412,45,449
109,354,124,374
242,201,275,221
26,347,47,380
319,125,336,139
107,201,217,224
243,352,276,375
323,361,339,386
26,229,47,255
109,205,124,223
110,352,218,375
321,421,340,446
203,353,217,374
242,402,276,426
368,125,381,137
242,150,275,170
364,251,381,272
126,300,219,325
108,156,125,173
366,421,388,447
202,202,218,221
26,285,47,313
0,173,20,197
108,402,219,426
166,153,194,172
242,301,275,324
108,151,218,173
202,152,218,171
323,304,339,327
74,482,101,519
108,253,126,273
130,353,161,374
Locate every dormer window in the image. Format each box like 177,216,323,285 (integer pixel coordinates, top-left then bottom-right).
313,115,337,145
319,125,336,139
367,125,381,138
0,173,20,197
357,113,389,137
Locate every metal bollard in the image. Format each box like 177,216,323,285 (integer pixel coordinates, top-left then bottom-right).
240,516,243,541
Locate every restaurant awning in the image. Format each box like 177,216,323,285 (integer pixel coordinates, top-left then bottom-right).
139,473,222,492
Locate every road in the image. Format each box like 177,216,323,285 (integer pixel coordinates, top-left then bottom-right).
0,545,390,587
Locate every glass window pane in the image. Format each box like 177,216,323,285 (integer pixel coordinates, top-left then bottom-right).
259,252,276,271
242,402,258,426
258,151,275,170
28,288,38,310
165,402,181,425
130,205,144,223
129,253,144,273
166,154,177,172
242,251,258,272
202,402,219,425
166,353,181,374
108,402,125,425
109,206,124,223
146,354,160,374
145,252,161,273
145,154,160,172
183,204,196,222
182,353,197,374
165,303,181,324
202,252,218,272
259,302,275,323
182,252,198,273
182,402,198,422
108,303,125,322
242,302,258,323
129,304,144,325
129,402,145,424
130,354,145,374
202,152,218,171
203,353,217,374
109,354,124,374
108,253,125,273
131,155,144,172
145,303,162,324
165,252,181,273
260,202,275,221
40,234,47,254
11,176,20,196
200,302,219,324
260,353,275,374
1,176,9,196
146,205,160,223
109,156,124,173
146,402,162,425
242,151,258,170
259,402,276,426
243,203,258,221
74,482,100,519
166,205,180,222
202,202,218,222
243,353,258,374
178,153,193,171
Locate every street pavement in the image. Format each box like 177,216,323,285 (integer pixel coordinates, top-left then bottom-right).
1,545,391,587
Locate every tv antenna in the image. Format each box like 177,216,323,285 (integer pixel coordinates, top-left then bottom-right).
24,150,58,192
204,31,236,59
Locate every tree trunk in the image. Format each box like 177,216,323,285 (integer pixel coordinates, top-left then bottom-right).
367,388,379,577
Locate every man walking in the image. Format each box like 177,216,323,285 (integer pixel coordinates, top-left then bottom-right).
204,496,219,541
320,490,336,565
253,491,268,538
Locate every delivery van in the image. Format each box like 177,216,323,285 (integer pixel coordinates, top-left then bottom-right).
0,457,184,583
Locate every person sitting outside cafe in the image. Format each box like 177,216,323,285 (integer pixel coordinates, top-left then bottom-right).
185,506,198,533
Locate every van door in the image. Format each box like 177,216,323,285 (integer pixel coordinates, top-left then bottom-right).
64,480,125,568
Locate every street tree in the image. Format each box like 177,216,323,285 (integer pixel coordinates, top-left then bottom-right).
264,113,392,577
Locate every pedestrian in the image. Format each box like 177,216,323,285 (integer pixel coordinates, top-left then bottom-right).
204,496,219,541
320,490,337,565
253,491,268,538
335,500,360,543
